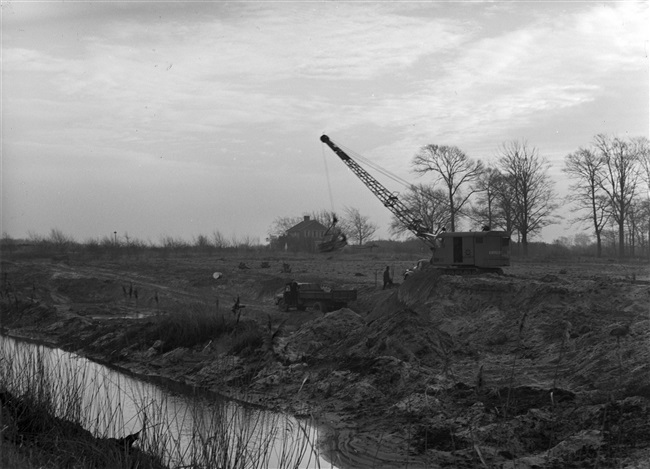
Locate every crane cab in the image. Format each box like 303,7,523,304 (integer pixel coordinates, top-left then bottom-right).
431,231,510,272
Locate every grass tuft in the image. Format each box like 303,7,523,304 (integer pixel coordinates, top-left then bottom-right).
152,302,235,351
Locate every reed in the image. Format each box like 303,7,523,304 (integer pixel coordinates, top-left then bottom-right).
0,337,328,468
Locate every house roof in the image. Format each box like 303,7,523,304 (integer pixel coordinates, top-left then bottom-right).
287,218,328,233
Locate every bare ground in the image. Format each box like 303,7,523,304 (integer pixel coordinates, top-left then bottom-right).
1,251,649,468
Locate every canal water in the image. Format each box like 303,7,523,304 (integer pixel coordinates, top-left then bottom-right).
0,335,336,469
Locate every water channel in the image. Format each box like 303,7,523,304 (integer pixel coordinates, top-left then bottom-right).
1,335,338,469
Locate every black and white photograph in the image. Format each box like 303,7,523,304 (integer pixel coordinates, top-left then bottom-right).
1,1,649,468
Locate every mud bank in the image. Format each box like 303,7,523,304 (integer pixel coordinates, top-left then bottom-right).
2,257,650,468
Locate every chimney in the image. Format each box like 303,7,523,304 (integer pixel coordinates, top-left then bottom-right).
304,216,310,222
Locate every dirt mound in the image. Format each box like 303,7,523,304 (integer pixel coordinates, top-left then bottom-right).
278,268,649,397
279,308,365,362
350,308,453,367
383,269,650,396
278,302,456,371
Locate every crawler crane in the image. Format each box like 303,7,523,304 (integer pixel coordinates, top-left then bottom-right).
320,134,510,273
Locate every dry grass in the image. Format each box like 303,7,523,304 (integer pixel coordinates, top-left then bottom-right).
0,340,165,468
1,337,328,469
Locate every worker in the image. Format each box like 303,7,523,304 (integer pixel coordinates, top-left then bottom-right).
383,266,393,290
290,281,299,303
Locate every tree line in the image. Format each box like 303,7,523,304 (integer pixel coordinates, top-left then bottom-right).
407,133,649,258
389,138,558,257
273,133,649,259
563,135,649,259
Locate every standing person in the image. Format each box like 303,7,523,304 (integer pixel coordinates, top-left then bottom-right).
383,266,393,290
290,281,299,303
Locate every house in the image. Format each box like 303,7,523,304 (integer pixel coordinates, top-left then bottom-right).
287,216,328,239
282,216,329,252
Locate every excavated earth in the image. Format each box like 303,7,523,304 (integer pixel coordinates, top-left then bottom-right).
1,253,650,468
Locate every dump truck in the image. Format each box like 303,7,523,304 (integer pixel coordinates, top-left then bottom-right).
275,281,357,312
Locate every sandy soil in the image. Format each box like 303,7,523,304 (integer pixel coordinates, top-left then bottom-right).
1,251,649,468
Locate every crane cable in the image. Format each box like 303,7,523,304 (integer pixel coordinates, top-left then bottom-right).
321,142,336,214
320,135,440,220
320,136,452,238
329,139,416,191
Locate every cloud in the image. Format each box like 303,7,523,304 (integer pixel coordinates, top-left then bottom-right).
2,1,647,240
354,2,648,151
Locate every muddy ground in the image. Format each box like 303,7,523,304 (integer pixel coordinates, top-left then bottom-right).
1,251,650,468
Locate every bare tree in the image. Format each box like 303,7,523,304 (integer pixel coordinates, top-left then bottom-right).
593,134,642,259
638,198,650,259
563,147,610,257
497,140,558,256
389,184,449,238
412,144,483,231
639,137,650,192
341,207,377,245
48,228,76,253
212,230,230,249
626,202,640,256
267,216,303,238
310,210,338,230
492,172,518,235
471,166,502,230
636,137,650,258
193,234,211,250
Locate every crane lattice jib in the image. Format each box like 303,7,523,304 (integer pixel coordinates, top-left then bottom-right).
320,135,431,240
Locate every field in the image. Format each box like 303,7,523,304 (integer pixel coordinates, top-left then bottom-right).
1,248,650,468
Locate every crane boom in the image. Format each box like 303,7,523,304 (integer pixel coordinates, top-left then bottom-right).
320,134,510,272
320,135,437,244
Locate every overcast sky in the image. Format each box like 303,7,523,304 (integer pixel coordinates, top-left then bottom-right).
2,1,648,245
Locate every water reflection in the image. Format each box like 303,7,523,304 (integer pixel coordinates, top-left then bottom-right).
0,336,335,468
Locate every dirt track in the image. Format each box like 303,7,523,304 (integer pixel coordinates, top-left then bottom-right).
2,252,650,468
